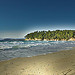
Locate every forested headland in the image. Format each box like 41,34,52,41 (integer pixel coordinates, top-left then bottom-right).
25,30,75,41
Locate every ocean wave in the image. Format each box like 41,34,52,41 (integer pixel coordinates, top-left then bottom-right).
0,40,75,61
0,40,75,50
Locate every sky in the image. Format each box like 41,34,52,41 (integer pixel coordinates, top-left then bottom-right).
0,0,75,38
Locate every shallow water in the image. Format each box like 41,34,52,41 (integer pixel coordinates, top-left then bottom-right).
0,39,75,61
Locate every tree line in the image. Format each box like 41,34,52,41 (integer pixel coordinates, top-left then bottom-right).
25,30,75,40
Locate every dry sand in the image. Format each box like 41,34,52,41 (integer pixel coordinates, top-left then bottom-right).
0,50,75,75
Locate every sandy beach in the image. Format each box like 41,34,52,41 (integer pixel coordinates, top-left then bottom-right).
0,49,75,75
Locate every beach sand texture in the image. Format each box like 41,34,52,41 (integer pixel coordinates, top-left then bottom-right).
0,50,75,75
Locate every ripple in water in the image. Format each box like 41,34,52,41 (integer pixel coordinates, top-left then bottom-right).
0,39,75,61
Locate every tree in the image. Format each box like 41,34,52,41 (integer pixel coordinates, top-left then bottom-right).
25,30,75,41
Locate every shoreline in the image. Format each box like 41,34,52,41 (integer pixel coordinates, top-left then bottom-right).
25,38,75,41
0,48,74,62
0,49,75,75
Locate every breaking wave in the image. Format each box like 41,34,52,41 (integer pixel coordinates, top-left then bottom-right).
0,38,75,61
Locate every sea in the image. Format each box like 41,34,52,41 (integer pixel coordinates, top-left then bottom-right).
0,38,75,61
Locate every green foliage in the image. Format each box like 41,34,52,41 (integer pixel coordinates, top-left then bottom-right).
25,30,75,40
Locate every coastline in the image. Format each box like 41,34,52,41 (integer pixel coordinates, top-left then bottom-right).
25,38,75,41
0,49,75,75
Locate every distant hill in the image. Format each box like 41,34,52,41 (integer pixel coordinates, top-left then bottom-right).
0,38,25,42
25,30,75,41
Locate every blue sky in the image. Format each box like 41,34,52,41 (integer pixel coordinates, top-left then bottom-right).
0,0,75,38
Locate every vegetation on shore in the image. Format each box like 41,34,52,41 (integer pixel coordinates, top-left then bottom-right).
25,30,75,41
